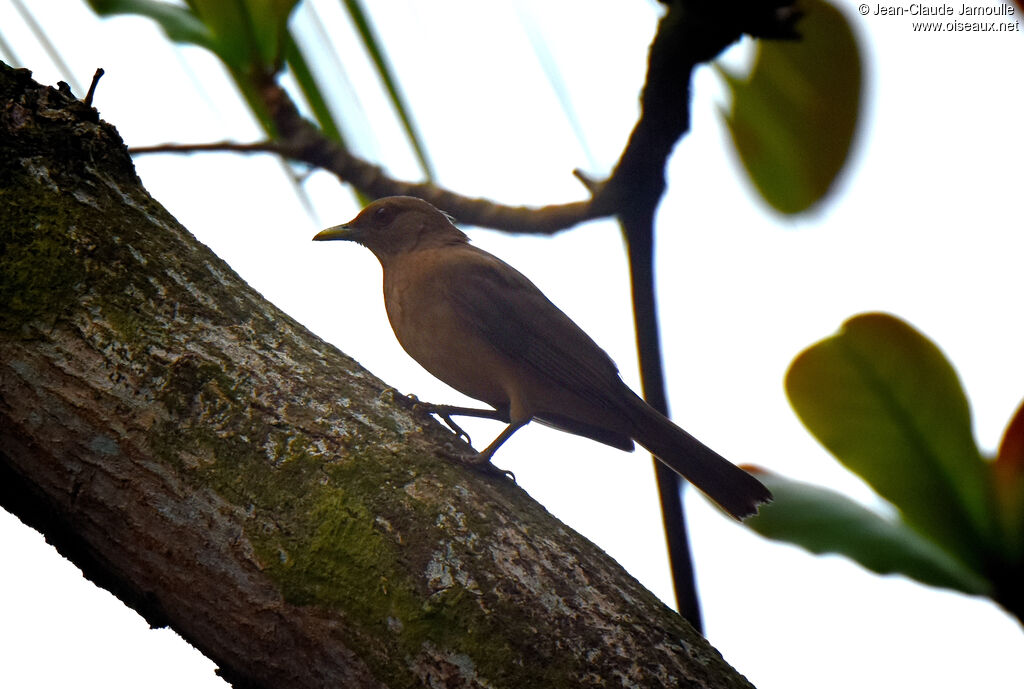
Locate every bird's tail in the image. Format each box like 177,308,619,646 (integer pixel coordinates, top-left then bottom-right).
628,399,772,520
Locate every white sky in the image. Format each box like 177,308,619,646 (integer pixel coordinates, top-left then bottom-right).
2,1,1023,688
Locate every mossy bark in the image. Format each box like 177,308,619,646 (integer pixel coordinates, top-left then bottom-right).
0,61,755,689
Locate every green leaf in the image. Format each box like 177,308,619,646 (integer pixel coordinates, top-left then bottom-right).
87,0,216,52
186,1,251,69
717,0,862,214
188,0,298,72
248,0,300,69
746,471,990,596
786,313,993,569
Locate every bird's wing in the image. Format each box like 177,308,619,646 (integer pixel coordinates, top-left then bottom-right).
445,248,625,413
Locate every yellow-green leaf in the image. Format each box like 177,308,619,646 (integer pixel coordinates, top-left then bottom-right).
718,0,862,214
746,471,990,596
188,0,298,72
786,313,993,569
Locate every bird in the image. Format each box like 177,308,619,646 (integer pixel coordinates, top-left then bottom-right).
313,196,771,518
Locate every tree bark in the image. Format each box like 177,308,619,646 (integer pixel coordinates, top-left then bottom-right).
0,62,756,689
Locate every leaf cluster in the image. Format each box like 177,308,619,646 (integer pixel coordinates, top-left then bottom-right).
748,313,1024,625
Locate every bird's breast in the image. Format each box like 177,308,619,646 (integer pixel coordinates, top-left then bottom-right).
382,255,513,409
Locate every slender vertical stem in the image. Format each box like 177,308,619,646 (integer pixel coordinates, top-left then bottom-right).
621,209,703,633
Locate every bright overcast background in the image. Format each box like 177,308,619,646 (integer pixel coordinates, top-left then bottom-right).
2,1,1023,688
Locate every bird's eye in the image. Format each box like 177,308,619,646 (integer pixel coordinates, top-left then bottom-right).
374,205,393,225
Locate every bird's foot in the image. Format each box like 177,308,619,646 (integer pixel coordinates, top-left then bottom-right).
381,389,474,444
413,403,473,445
380,387,419,409
440,443,516,482
471,458,516,483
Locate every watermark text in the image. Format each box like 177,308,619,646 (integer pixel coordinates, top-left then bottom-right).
857,3,1021,32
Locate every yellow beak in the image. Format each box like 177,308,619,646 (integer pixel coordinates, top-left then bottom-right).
312,225,352,241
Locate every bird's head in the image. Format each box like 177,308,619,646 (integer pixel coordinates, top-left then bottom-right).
313,196,468,262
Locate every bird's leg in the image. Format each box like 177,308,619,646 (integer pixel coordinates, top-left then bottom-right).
444,419,527,482
384,389,519,477
414,403,508,422
471,419,529,465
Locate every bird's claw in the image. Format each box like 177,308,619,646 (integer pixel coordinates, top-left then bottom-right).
381,387,420,409
435,413,472,445
439,444,516,482
470,458,517,483
467,454,516,482
491,465,517,482
403,398,473,445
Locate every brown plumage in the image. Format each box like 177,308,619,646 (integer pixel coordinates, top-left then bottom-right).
314,196,771,518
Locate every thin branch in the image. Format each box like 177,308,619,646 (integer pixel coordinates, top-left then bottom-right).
607,2,798,629
599,0,800,218
607,1,793,629
620,206,704,631
83,68,103,108
256,77,605,234
130,3,797,237
130,140,287,156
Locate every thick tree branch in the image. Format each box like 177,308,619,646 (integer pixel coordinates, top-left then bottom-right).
1,62,762,689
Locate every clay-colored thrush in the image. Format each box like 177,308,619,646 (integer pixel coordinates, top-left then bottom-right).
314,196,771,518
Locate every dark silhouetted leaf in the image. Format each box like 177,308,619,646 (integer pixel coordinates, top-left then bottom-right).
995,399,1024,560
998,399,1024,472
